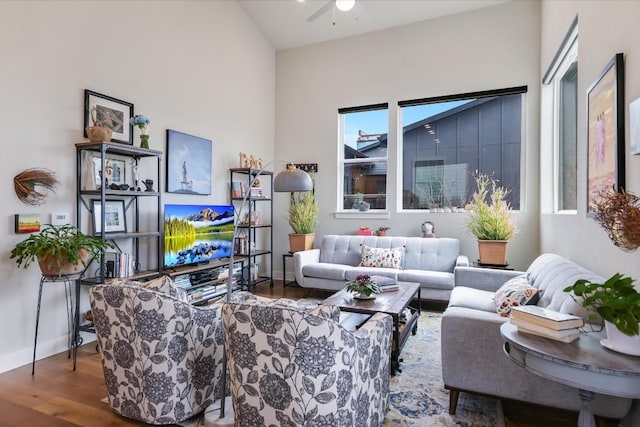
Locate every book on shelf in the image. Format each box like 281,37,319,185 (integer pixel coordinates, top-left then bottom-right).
105,251,134,279
510,317,580,343
510,305,584,331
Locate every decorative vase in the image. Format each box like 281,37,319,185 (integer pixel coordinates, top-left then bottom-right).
358,201,370,212
354,292,376,300
602,321,640,356
140,134,150,149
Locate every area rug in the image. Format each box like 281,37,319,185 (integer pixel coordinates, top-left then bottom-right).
383,312,504,426
105,312,504,426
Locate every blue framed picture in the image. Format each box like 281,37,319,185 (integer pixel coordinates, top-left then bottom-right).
166,129,212,195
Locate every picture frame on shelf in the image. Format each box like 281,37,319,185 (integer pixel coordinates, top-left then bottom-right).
93,157,126,187
586,53,625,216
84,90,134,145
166,129,212,195
92,199,127,234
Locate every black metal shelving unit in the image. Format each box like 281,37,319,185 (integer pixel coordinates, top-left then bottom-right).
229,168,274,289
75,142,163,338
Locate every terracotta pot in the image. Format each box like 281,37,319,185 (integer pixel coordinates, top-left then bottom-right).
477,240,508,265
86,126,112,143
37,249,89,277
288,233,315,253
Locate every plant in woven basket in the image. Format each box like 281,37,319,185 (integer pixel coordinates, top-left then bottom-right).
346,274,381,297
591,188,640,252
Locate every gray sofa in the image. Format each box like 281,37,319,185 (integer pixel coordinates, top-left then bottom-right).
441,253,633,419
293,234,469,302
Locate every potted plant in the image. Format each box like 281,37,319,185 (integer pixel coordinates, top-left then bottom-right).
346,274,380,299
10,224,113,277
465,173,517,265
376,226,390,236
288,191,319,252
564,273,640,355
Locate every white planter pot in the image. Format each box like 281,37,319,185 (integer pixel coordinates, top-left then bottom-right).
602,321,640,356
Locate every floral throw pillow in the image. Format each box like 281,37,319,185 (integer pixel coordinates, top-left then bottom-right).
494,275,540,317
359,245,405,269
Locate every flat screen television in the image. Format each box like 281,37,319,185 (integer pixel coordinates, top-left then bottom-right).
163,204,235,269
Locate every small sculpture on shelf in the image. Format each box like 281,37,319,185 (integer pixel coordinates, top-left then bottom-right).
131,164,140,191
143,179,154,192
239,152,248,168
238,152,263,169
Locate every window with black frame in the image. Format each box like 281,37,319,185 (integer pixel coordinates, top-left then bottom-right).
399,87,526,211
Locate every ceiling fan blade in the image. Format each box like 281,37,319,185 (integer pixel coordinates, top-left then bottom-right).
307,1,334,22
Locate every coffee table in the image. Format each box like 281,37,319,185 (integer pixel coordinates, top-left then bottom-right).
322,281,420,375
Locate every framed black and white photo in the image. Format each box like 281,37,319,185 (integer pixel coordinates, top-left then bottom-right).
84,90,134,145
166,129,212,195
92,199,127,234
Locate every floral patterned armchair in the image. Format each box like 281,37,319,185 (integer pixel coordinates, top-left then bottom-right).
222,292,393,427
89,276,225,425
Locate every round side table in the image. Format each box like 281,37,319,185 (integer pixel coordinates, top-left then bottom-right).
500,322,640,427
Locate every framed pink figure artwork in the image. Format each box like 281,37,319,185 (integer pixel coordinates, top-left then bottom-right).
586,53,625,216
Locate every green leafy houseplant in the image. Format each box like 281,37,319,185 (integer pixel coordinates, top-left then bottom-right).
10,224,113,276
346,274,381,297
465,173,517,241
288,191,319,234
564,273,640,336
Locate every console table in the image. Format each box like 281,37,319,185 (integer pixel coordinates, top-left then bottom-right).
500,322,640,427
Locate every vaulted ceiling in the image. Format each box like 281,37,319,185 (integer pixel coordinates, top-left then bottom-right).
238,0,511,50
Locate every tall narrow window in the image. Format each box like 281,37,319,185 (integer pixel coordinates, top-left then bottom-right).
543,17,578,213
339,104,388,211
399,87,526,211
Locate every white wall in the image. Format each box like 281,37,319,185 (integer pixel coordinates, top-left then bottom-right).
539,0,640,280
274,1,541,270
0,1,275,373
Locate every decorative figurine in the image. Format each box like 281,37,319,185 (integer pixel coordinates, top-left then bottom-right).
143,179,154,192
83,152,96,190
239,152,248,168
131,165,140,191
422,221,436,238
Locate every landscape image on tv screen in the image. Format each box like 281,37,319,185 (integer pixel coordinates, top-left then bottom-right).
164,204,235,268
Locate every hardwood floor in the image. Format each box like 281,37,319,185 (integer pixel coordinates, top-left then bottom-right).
0,280,619,427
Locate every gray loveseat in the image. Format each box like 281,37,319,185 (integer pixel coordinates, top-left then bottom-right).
441,253,633,419
293,234,468,302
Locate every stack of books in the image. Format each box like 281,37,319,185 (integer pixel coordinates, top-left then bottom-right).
370,275,400,292
510,305,584,343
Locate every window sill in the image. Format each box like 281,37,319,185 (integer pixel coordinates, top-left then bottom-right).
334,211,390,220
